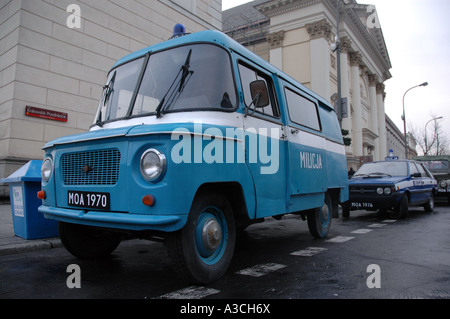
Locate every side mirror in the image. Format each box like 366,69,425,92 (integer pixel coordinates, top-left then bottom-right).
249,80,269,108
412,172,421,178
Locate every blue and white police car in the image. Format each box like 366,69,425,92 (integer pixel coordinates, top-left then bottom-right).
342,160,437,218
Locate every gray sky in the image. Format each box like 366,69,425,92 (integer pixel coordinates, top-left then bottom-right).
222,0,450,154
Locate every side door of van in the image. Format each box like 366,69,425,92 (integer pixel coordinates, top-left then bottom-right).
281,81,327,212
237,60,288,219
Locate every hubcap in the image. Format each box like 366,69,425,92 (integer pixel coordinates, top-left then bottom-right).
202,218,222,251
321,203,330,224
195,209,228,265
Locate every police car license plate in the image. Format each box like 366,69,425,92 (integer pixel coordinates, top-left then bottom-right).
351,202,374,209
68,191,110,210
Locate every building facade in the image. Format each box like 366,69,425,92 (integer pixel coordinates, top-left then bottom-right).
224,0,394,169
0,0,221,197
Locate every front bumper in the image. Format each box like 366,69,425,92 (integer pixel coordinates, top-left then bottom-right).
38,205,187,232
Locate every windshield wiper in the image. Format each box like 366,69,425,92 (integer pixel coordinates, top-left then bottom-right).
155,49,193,118
96,71,117,126
179,49,192,92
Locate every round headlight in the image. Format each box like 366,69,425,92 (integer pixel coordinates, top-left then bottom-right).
376,187,384,195
41,157,53,183
140,149,166,182
440,181,448,189
384,187,392,195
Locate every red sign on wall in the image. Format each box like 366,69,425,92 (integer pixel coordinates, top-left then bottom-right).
25,106,68,122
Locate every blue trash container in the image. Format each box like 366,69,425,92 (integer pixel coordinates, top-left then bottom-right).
0,160,58,239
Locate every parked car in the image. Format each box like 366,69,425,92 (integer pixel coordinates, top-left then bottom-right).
414,155,450,204
342,160,437,218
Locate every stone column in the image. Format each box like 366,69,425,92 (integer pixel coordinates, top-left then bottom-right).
350,51,363,157
267,31,285,70
368,74,380,160
377,83,387,159
306,19,332,100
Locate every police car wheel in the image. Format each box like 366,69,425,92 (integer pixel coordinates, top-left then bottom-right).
396,195,409,219
424,193,434,212
166,192,236,284
58,222,121,260
307,193,333,239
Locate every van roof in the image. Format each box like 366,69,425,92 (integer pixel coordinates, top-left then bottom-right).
113,30,334,112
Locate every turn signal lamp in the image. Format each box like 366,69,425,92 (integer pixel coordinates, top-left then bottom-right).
143,194,155,207
37,190,46,200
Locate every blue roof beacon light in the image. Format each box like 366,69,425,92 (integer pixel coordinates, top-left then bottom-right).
170,23,189,39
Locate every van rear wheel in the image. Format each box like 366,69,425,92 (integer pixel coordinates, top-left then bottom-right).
307,193,333,239
166,192,236,284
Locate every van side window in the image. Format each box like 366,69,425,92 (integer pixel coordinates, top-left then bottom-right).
238,63,279,118
284,88,321,131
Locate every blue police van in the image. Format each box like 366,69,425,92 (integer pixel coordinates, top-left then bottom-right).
343,160,437,219
38,29,348,283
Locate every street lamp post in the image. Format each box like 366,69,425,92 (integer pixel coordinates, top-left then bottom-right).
401,82,428,158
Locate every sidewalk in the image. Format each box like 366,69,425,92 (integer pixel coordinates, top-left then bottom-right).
0,203,61,256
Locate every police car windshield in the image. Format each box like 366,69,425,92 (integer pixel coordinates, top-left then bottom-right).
354,161,408,177
94,44,237,125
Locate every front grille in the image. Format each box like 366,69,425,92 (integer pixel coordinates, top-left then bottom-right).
350,187,377,194
61,149,121,185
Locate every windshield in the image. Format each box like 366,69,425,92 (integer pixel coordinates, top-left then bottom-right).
353,161,408,177
421,160,449,171
94,44,237,125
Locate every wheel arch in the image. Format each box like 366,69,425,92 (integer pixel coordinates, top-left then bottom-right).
193,182,252,228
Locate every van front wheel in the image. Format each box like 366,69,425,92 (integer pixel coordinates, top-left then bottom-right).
307,193,333,239
166,192,236,284
59,222,121,259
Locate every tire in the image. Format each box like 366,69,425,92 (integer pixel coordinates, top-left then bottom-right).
424,193,435,212
395,195,409,219
59,222,121,259
166,192,236,284
342,207,350,218
307,193,333,239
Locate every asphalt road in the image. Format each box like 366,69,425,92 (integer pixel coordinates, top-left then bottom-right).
1,203,449,301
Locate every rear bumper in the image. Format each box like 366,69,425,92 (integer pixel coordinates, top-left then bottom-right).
38,205,186,232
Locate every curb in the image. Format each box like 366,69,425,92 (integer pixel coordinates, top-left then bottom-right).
0,238,62,256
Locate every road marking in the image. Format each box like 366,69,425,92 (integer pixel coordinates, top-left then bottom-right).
368,223,387,228
236,263,286,277
158,286,220,299
351,228,372,234
382,219,397,223
290,247,328,257
326,236,355,243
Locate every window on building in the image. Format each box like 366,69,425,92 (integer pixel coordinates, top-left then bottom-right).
284,88,321,131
